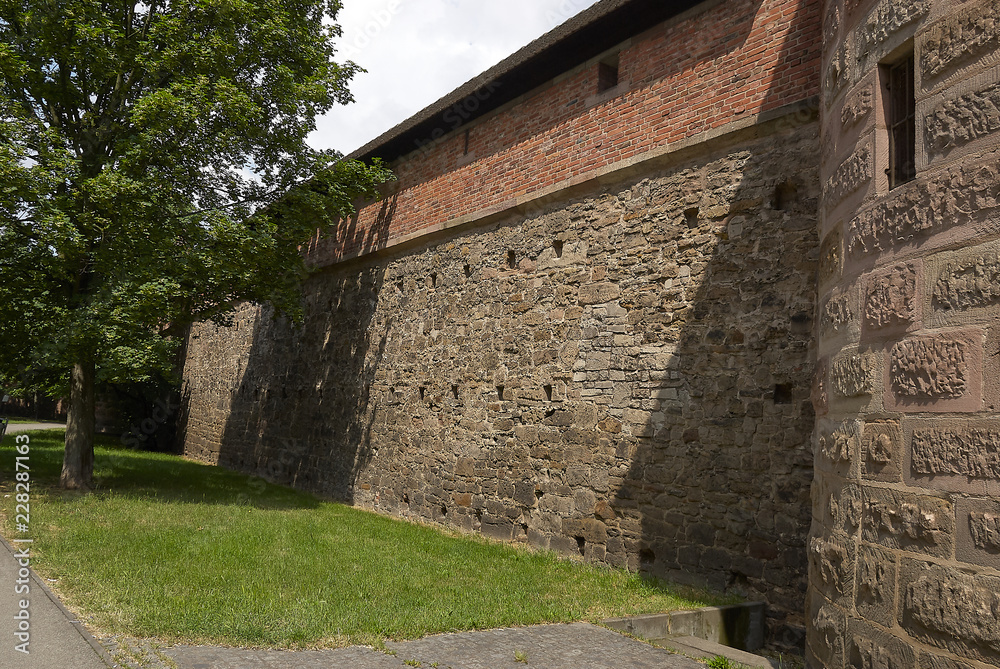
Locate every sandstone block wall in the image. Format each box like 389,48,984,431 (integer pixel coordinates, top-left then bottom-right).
814,0,1000,666
182,117,820,641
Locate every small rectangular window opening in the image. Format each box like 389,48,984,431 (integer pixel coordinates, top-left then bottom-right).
886,54,915,189
597,55,619,93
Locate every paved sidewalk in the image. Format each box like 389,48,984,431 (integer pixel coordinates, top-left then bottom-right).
0,535,114,668
145,623,702,669
3,423,66,432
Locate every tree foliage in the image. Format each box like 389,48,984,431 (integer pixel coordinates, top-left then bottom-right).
0,0,393,487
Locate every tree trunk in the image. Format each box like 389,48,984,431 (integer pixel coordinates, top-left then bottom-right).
61,356,95,490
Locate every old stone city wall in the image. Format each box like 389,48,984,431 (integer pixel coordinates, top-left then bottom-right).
180,0,830,649
182,117,820,640
812,0,1000,667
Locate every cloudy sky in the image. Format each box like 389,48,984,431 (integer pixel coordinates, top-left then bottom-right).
311,0,603,155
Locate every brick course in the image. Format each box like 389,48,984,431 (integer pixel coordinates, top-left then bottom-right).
305,0,821,266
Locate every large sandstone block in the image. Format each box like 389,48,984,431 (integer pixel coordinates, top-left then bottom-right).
902,560,1000,664
854,542,897,628
956,498,1000,570
885,330,983,413
921,0,1000,89
848,618,916,669
861,486,954,558
907,420,1000,495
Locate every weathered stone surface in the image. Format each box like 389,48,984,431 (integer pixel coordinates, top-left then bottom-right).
957,498,1000,570
825,41,851,105
809,534,854,603
969,511,1000,551
808,593,846,669
849,618,917,669
903,560,1000,663
831,351,875,398
862,487,954,557
862,420,901,481
933,250,1000,311
889,338,967,399
813,357,830,416
848,159,1000,258
855,543,897,627
578,282,621,305
855,0,930,74
925,81,1000,157
824,140,872,210
817,419,860,470
864,262,918,332
817,479,863,538
919,651,977,669
841,85,873,128
911,428,1000,480
821,289,854,336
820,226,843,286
825,0,841,45
921,0,1000,85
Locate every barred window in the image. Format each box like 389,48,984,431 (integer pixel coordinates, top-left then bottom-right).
886,54,915,189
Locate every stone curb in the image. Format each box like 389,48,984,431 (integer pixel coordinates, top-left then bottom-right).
602,601,766,651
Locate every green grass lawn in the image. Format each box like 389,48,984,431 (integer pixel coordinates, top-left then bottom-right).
0,429,736,649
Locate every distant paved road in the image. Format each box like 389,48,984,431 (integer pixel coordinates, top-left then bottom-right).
4,423,66,432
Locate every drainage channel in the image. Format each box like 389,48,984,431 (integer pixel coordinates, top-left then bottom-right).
603,602,784,668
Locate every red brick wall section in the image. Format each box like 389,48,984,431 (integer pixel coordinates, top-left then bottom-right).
308,0,821,266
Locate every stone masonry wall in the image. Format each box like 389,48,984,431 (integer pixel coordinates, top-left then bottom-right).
181,118,820,643
813,0,1000,667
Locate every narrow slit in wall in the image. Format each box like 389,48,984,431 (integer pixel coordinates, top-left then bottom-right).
684,207,699,228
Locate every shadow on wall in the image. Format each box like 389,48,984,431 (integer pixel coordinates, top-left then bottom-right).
207,196,398,501
610,122,818,647
613,0,821,648
212,265,389,501
307,190,399,265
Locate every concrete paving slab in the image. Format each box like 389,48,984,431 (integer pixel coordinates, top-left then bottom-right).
384,622,702,669
160,623,703,669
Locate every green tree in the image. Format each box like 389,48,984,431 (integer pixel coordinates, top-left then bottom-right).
0,0,392,488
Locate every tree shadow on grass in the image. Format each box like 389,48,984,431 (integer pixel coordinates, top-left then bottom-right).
0,431,319,509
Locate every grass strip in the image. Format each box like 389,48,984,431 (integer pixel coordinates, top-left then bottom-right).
0,430,737,649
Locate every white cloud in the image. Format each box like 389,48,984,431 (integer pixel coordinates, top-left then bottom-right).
311,0,602,155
